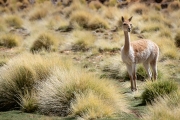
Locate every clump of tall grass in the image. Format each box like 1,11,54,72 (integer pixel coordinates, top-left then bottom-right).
175,31,180,47
30,32,59,52
71,30,96,51
18,90,38,113
142,91,180,120
29,7,48,21
0,34,21,48
168,1,180,11
5,15,23,28
70,10,91,29
141,80,178,105
159,28,172,38
87,15,109,30
107,0,117,6
89,1,103,10
162,47,179,59
37,67,128,119
70,10,109,30
0,64,36,110
0,53,71,111
130,3,148,15
71,91,116,119
141,22,161,33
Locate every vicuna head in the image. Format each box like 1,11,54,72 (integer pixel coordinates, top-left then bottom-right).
122,16,133,32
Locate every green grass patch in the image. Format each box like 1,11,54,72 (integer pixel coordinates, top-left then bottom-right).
141,80,178,105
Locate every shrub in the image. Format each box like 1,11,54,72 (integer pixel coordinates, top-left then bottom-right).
5,15,23,28
37,67,128,119
142,92,180,120
141,80,178,105
0,34,20,48
175,31,180,47
30,33,59,52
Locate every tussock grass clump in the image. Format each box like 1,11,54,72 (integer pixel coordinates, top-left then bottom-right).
71,91,116,119
88,15,109,30
5,15,23,28
38,67,128,119
130,3,148,15
159,28,172,38
29,8,48,21
71,30,96,51
18,91,38,113
169,1,180,11
141,80,178,105
0,65,36,110
0,53,71,111
162,47,179,59
108,0,117,6
70,11,109,30
0,34,21,48
89,1,103,10
30,32,59,52
70,10,91,29
175,31,180,47
141,22,160,33
142,92,180,120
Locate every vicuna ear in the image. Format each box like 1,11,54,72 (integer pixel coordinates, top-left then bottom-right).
122,16,124,22
129,16,133,22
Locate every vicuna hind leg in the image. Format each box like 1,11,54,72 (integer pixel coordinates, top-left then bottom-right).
143,62,152,80
150,61,158,81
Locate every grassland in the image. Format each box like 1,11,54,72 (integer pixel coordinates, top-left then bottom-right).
0,0,180,119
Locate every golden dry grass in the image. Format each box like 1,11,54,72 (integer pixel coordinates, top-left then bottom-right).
143,91,180,120
30,32,59,52
71,30,96,51
0,34,21,48
0,0,180,119
37,67,128,119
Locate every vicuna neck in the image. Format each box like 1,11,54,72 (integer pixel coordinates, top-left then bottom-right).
123,31,131,52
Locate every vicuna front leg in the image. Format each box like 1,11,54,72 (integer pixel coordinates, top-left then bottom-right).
126,64,137,91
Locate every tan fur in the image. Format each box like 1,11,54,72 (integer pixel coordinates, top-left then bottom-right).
131,40,148,56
